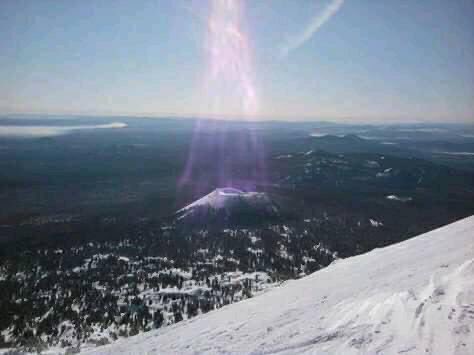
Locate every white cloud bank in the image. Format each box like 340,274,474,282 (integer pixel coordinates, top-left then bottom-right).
280,0,345,58
0,122,127,138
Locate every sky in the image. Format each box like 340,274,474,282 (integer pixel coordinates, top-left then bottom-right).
0,0,473,122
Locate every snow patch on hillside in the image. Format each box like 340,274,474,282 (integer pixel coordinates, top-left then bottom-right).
387,194,413,202
176,188,277,222
178,188,269,212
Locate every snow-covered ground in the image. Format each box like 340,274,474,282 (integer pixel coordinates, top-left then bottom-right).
178,188,269,213
386,194,413,202
176,188,276,220
81,215,474,355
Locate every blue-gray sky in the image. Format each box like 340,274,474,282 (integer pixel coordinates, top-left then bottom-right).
1,0,473,122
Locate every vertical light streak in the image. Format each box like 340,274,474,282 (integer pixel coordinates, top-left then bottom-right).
179,0,265,200
205,0,258,116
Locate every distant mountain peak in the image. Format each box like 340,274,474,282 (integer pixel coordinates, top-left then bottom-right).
176,188,278,225
178,188,266,211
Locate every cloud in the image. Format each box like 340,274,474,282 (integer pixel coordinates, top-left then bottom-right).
0,122,127,138
280,0,345,58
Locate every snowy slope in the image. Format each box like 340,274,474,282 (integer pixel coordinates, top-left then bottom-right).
176,188,277,219
83,216,474,355
178,188,271,211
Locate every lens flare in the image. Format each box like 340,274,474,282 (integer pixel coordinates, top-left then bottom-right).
179,0,265,200
205,0,258,116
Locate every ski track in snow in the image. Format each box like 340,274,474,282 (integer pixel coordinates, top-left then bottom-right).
76,216,474,354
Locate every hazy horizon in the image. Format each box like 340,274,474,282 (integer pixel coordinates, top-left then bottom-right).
2,112,474,126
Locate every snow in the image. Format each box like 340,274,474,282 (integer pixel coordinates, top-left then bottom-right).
249,235,259,244
156,285,211,296
310,132,326,137
82,215,474,355
275,154,293,159
387,194,413,202
177,188,272,215
376,168,393,178
157,268,192,279
369,218,384,227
